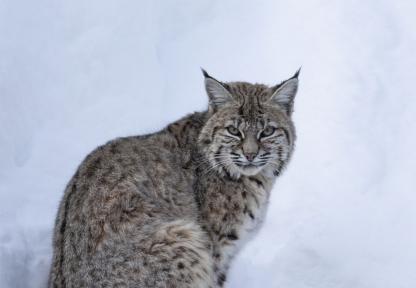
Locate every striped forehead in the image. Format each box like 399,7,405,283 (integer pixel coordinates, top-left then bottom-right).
230,112,267,131
224,82,271,129
227,83,269,114
239,95,262,119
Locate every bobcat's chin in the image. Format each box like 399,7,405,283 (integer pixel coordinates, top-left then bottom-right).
224,161,265,178
238,159,269,175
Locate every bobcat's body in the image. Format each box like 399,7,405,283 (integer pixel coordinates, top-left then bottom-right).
49,70,299,287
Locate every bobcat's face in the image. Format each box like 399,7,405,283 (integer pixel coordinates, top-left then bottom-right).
202,109,292,177
198,70,299,179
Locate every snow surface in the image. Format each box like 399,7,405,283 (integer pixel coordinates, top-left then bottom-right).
1,0,415,287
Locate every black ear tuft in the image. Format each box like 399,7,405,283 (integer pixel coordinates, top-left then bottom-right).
202,70,234,110
201,68,211,79
292,67,301,79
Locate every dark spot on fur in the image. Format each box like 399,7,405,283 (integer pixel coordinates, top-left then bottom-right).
218,273,226,286
109,143,119,154
249,177,264,188
142,180,150,188
226,232,239,241
163,140,172,149
223,170,235,181
98,177,109,185
162,267,171,273
242,190,247,198
244,206,255,219
177,262,185,269
233,203,241,211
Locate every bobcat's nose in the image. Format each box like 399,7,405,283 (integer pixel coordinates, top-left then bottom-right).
244,152,257,162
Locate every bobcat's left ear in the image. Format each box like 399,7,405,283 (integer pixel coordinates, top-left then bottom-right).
268,69,300,115
202,68,234,110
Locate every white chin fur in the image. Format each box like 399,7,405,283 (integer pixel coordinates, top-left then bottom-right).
215,162,263,179
239,166,263,176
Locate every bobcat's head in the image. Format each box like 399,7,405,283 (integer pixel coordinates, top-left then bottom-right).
198,69,299,179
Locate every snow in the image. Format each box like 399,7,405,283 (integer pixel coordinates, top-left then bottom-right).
1,0,415,287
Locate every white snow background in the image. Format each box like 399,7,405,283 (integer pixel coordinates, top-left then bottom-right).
1,0,415,287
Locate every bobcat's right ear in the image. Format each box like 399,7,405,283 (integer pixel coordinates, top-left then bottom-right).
201,68,233,110
268,69,300,115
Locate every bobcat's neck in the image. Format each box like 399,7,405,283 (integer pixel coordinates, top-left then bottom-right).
166,111,208,150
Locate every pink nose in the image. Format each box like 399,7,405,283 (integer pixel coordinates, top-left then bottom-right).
244,152,257,162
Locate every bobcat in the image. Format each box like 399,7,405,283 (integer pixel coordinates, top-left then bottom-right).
48,69,299,288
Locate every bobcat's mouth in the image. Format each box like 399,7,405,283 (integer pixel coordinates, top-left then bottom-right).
235,162,265,168
233,161,266,176
242,163,257,169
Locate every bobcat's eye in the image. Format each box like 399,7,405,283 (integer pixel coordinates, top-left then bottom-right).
226,126,241,137
260,126,276,138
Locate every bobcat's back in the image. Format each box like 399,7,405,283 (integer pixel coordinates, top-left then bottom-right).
49,114,215,287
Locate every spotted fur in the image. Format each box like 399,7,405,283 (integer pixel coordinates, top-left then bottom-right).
48,70,299,287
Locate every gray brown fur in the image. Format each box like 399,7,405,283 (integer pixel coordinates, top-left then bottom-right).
48,70,299,287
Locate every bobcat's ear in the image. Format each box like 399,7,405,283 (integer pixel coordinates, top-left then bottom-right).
201,68,233,110
268,69,300,115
